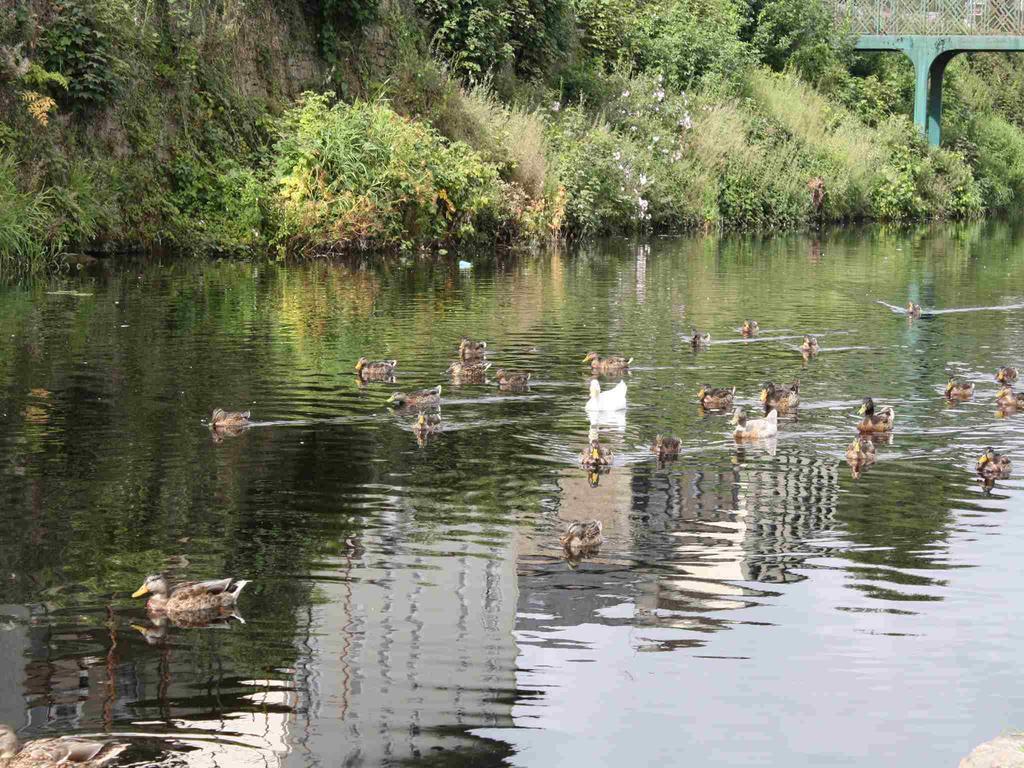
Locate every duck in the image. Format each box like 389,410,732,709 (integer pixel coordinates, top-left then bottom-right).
412,412,442,439
0,725,127,768
560,519,603,551
741,319,759,337
652,434,682,460
857,397,895,433
997,386,1024,409
944,377,974,400
906,301,922,318
459,338,487,360
690,328,711,347
582,352,632,373
731,407,778,440
495,369,531,390
579,437,613,469
387,385,442,409
845,437,877,468
996,366,1019,384
210,408,251,429
697,384,735,410
131,574,250,614
447,360,491,383
976,447,1012,477
801,335,820,355
760,381,800,412
355,357,397,381
585,379,627,412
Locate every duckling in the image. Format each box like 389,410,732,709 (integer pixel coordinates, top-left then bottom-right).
996,386,1024,409
560,519,603,551
387,385,442,409
845,437,877,469
690,328,711,347
495,369,531,390
741,319,759,337
447,360,491,383
906,301,922,318
976,447,1012,477
801,335,820,355
582,352,632,373
132,574,250,614
996,366,1019,385
697,384,735,410
355,357,398,381
857,397,895,433
731,407,778,440
0,725,127,768
652,434,682,460
211,408,251,429
412,412,442,439
459,338,487,360
944,377,974,401
579,437,613,469
760,381,800,412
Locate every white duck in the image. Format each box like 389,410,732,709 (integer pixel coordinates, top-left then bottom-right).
585,379,627,412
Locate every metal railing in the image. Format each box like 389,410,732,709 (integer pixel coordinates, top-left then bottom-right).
832,0,1024,35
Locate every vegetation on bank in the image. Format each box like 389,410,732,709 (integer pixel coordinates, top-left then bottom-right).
3,0,1024,270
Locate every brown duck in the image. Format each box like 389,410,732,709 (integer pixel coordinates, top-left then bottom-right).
0,725,127,768
977,447,1012,477
652,435,682,460
579,438,613,469
997,387,1024,409
698,384,735,410
459,338,488,360
944,377,974,401
857,397,895,433
996,367,1019,385
132,574,250,614
355,357,397,381
801,335,820,355
760,381,800,411
741,320,759,337
560,520,603,551
447,360,491,383
582,352,632,373
387,386,442,409
211,409,251,429
495,369,531,390
906,302,922,318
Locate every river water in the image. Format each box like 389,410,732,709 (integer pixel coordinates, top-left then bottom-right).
1,222,1023,767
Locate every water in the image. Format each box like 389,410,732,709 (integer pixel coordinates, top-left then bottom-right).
1,222,1023,767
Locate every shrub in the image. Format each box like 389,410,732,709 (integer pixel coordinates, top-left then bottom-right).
272,92,510,253
0,153,56,273
750,0,848,81
39,0,129,106
970,113,1024,210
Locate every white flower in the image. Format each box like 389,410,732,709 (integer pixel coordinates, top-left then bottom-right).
551,101,561,112
639,173,648,187
622,90,631,98
653,136,660,143
613,151,621,161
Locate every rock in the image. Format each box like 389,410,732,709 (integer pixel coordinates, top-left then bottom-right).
960,733,1024,767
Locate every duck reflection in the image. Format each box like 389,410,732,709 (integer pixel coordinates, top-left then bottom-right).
131,611,244,647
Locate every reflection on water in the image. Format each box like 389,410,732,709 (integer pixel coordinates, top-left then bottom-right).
1,222,1024,766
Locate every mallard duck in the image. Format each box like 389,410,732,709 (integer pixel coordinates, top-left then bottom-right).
652,434,682,460
355,357,397,381
459,338,487,360
996,366,1019,384
697,384,735,410
211,409,250,428
0,725,127,768
760,381,800,411
412,412,442,439
731,407,778,439
944,377,974,400
560,520,603,551
579,438,613,468
845,437,876,468
582,352,632,373
997,387,1024,409
801,335,820,355
585,379,627,412
690,328,711,346
906,301,922,318
976,447,1012,477
857,397,895,433
132,574,250,614
495,369,531,390
447,360,491,383
387,385,442,409
741,319,759,337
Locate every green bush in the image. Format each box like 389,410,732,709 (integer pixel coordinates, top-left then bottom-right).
39,0,129,106
749,0,847,81
970,113,1024,210
272,92,510,253
0,153,56,273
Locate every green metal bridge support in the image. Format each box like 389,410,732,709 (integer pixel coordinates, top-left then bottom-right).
833,1,1024,146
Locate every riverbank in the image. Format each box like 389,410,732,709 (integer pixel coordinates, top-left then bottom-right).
3,0,1024,273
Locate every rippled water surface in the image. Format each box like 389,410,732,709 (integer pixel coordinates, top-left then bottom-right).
2,223,1024,766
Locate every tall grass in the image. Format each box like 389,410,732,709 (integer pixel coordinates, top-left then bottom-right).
0,154,58,274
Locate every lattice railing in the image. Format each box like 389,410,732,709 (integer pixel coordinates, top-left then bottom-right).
832,0,1024,35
